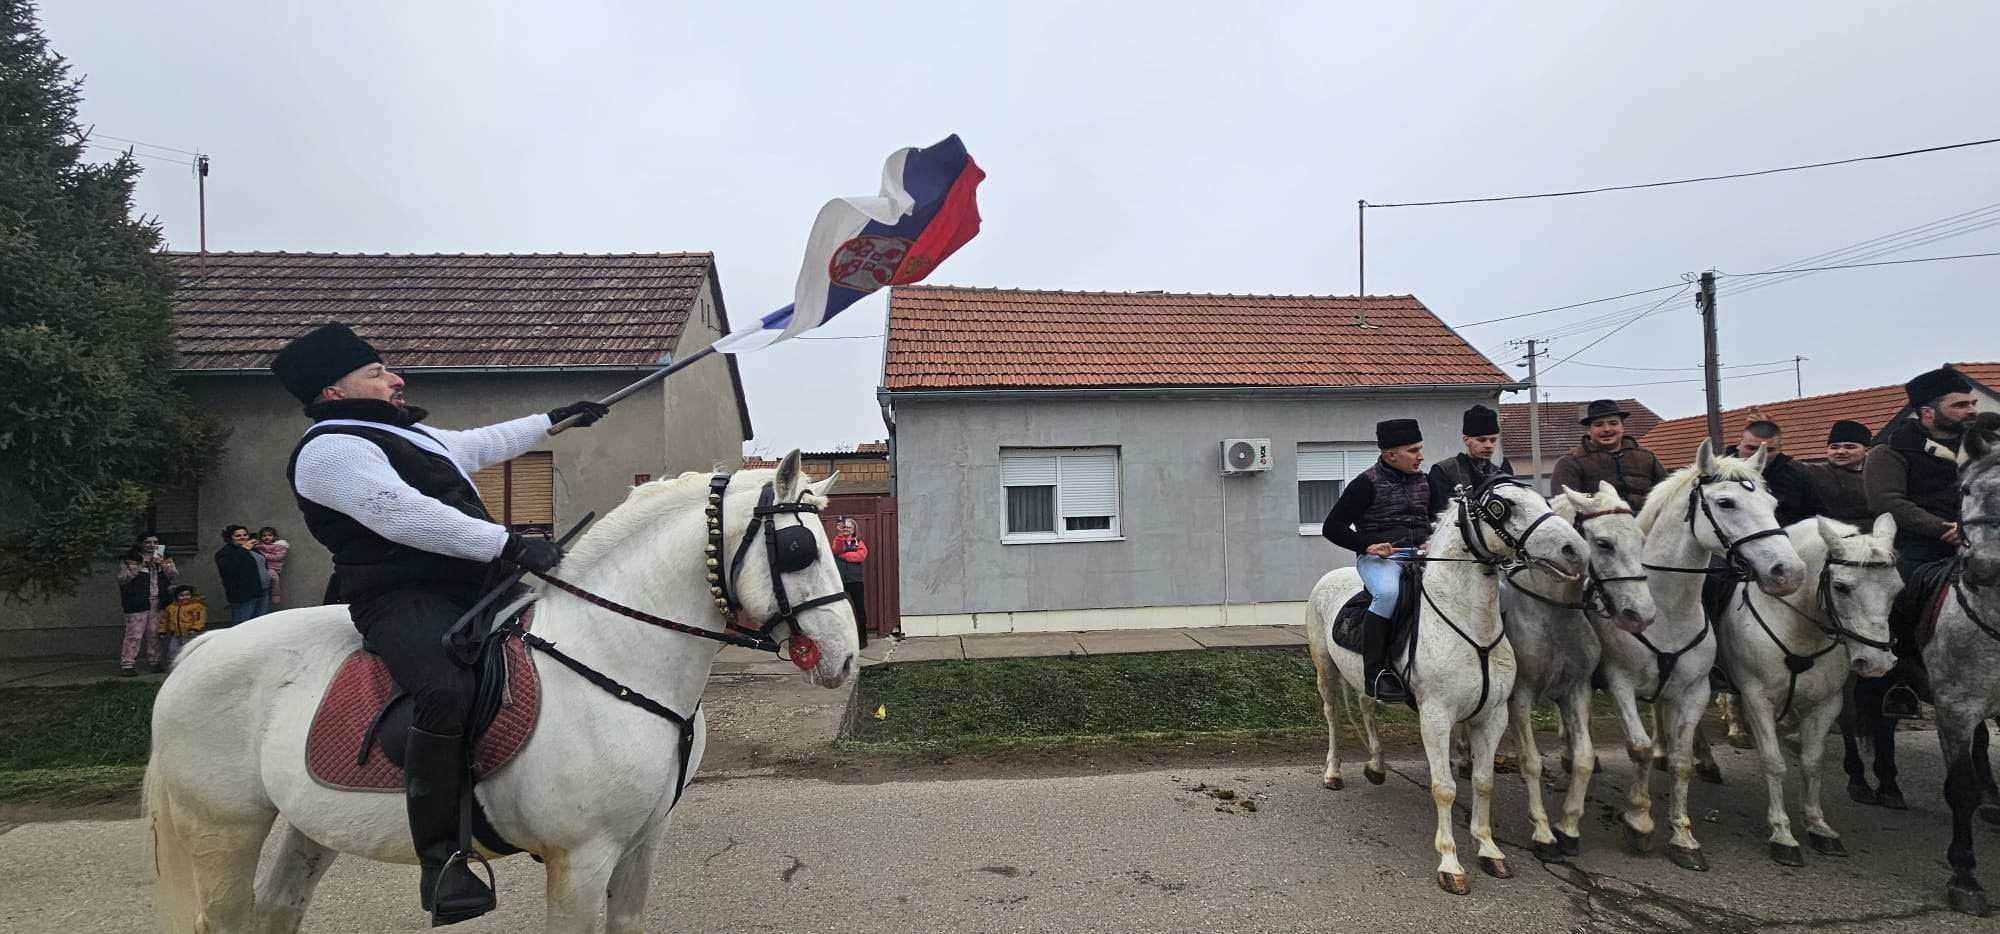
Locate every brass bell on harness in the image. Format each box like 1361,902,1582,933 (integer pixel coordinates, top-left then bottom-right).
709,493,722,504
705,543,717,555
710,585,724,598
714,597,730,610
706,557,719,569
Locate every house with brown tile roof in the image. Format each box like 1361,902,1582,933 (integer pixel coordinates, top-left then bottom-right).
1639,362,2000,470
877,286,1521,636
14,251,753,658
1497,398,1661,489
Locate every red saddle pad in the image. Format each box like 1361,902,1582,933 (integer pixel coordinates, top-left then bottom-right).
305,621,541,792
1917,579,1953,650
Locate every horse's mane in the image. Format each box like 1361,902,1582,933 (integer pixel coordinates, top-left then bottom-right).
1635,455,1765,535
559,469,755,575
1425,500,1466,555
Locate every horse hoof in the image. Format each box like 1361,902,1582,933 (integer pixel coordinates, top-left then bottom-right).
1878,789,1909,811
1727,731,1755,750
1977,804,2000,826
1847,782,1880,806
1623,824,1654,855
1364,766,1386,786
1769,843,1806,866
1533,840,1565,864
1479,856,1512,879
1555,830,1581,858
1437,871,1470,896
1668,845,1710,872
1323,776,1345,791
1696,762,1725,785
1807,833,1848,857
1946,881,1988,917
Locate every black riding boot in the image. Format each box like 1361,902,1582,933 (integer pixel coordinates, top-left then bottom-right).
1361,611,1407,703
406,726,495,926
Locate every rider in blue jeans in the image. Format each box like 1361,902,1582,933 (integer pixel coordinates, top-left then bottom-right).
1322,418,1447,703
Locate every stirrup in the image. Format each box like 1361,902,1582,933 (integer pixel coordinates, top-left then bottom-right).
429,850,496,927
1369,670,1408,703
1879,685,1922,721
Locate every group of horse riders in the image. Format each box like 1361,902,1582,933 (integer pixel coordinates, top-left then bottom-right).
1321,366,1984,710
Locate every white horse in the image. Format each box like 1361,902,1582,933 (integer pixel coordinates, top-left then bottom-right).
1596,441,1805,872
1308,479,1587,895
146,452,860,933
1495,481,1657,863
1713,514,1900,866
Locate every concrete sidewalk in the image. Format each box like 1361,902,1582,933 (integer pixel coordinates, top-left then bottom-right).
877,624,1306,664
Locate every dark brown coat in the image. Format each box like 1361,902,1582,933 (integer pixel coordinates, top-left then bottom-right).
1805,461,1876,527
1550,436,1668,511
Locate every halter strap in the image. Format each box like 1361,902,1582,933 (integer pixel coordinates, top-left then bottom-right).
1413,575,1506,724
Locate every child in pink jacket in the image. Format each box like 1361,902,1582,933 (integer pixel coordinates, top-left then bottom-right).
253,527,291,606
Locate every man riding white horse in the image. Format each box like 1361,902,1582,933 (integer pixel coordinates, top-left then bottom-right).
1428,404,1514,500
270,322,609,924
1322,418,1447,703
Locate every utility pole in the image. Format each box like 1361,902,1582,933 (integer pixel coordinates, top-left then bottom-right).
1792,354,1808,398
1510,338,1547,492
1697,271,1723,451
1355,200,1369,326
196,155,210,253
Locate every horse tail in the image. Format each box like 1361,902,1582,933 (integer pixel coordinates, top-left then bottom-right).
145,760,200,932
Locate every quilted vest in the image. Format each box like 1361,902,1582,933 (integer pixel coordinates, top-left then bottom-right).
1353,460,1435,547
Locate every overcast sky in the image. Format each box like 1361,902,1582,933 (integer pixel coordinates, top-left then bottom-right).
43,2,2000,455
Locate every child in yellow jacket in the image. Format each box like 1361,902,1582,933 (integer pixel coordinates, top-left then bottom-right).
160,585,208,663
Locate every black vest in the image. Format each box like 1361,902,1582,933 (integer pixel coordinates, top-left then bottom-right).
286,402,495,602
1353,460,1435,546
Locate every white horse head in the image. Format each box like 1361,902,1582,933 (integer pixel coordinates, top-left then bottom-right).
1554,481,1657,633
1810,513,1902,679
1457,478,1588,578
1639,439,1805,595
715,450,860,688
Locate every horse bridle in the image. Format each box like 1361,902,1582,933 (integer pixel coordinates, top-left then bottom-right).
1642,473,1790,582
1455,475,1564,573
1506,505,1644,624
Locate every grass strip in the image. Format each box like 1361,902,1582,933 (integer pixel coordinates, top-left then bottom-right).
0,681,157,802
844,646,1414,753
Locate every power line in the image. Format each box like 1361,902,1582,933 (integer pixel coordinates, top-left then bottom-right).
1450,281,1686,329
90,133,201,157
1559,357,1797,373
1528,368,1800,390
79,141,192,165
1538,284,1693,377
1721,247,2000,284
1364,135,2000,209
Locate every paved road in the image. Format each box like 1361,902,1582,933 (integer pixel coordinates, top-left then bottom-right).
2,732,1993,933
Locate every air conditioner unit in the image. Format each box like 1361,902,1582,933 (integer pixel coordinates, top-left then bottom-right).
1221,438,1272,475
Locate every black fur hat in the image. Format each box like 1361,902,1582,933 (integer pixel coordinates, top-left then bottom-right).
1905,367,1972,407
1376,418,1422,449
271,323,382,405
1461,405,1501,437
1826,420,1872,446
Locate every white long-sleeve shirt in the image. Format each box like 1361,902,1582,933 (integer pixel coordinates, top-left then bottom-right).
291,413,551,563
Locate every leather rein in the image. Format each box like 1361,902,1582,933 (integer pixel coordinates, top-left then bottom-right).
1735,544,1897,721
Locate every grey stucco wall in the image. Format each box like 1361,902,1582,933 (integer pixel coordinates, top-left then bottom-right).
890,391,1495,620
5,332,747,659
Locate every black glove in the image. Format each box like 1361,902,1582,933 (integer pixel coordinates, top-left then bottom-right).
501,533,564,573
548,400,610,428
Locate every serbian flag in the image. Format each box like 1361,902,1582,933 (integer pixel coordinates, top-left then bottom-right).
712,134,984,354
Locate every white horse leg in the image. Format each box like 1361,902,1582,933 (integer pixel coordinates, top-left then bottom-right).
543,838,625,934
253,824,336,934
1510,693,1559,862
1797,697,1848,858
1722,693,1754,748
1361,693,1387,786
1452,723,1472,781
604,832,662,934
1610,688,1656,850
1740,690,1801,864
1663,690,1711,871
1556,684,1596,855
1691,716,1725,785
1466,706,1511,880
1421,711,1470,895
184,811,276,933
1314,648,1345,789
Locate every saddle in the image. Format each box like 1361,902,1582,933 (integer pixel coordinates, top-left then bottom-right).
305,596,541,793
1906,556,1958,652
1331,561,1422,662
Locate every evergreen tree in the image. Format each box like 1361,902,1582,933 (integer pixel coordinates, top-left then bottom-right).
0,0,225,599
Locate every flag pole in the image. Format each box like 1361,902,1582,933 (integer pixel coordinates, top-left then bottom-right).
548,345,719,435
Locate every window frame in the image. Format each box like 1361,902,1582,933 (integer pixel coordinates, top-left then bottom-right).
999,446,1123,544
1297,442,1375,536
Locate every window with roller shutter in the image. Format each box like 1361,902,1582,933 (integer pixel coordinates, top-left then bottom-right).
1000,447,1120,542
137,481,200,555
472,451,556,537
1297,442,1374,535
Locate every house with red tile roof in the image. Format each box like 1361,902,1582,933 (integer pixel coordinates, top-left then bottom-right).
15,251,752,658
1639,363,2000,470
1497,398,1662,490
877,286,1522,636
